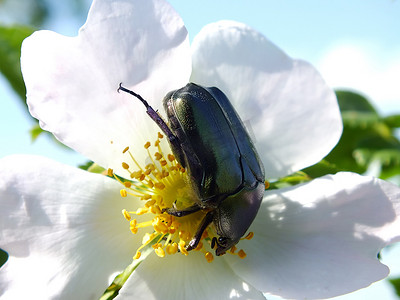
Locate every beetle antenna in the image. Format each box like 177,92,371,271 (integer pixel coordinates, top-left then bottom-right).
117,83,184,164
118,83,150,109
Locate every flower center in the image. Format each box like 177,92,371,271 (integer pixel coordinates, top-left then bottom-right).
109,132,252,263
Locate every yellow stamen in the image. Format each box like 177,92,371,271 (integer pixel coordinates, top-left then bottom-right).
155,245,165,258
142,194,152,200
238,249,247,259
144,200,155,208
166,242,178,255
205,252,214,263
135,220,153,229
244,232,254,240
179,241,188,256
154,182,165,190
153,218,169,234
133,251,141,260
136,207,148,215
122,209,131,221
265,180,270,189
117,135,255,262
142,233,154,244
150,205,162,215
124,181,132,188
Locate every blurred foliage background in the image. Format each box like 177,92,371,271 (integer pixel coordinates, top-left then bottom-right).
0,0,399,298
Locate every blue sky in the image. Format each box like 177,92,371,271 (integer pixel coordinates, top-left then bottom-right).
1,0,400,299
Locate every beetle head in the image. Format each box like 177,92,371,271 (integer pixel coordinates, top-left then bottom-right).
212,235,238,256
212,182,264,256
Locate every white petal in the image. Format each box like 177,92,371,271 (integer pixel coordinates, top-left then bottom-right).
191,21,342,178
225,172,400,299
118,251,265,300
21,0,191,178
0,155,140,299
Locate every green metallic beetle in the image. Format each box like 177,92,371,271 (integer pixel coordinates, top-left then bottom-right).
118,83,265,256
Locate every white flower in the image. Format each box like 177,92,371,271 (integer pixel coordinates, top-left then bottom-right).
1,0,399,299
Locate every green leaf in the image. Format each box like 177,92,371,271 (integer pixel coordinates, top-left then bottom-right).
30,123,45,142
335,90,378,114
384,114,400,129
354,136,400,179
322,124,369,174
314,90,400,178
88,163,106,174
389,277,400,298
30,123,73,149
78,161,95,171
302,160,343,179
0,24,35,101
269,171,311,189
341,111,380,129
100,234,160,300
78,161,106,174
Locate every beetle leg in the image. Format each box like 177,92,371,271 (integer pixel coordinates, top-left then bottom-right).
117,83,182,155
186,211,214,251
163,203,202,217
211,236,217,249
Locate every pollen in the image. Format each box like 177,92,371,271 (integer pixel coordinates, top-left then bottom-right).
115,132,251,263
